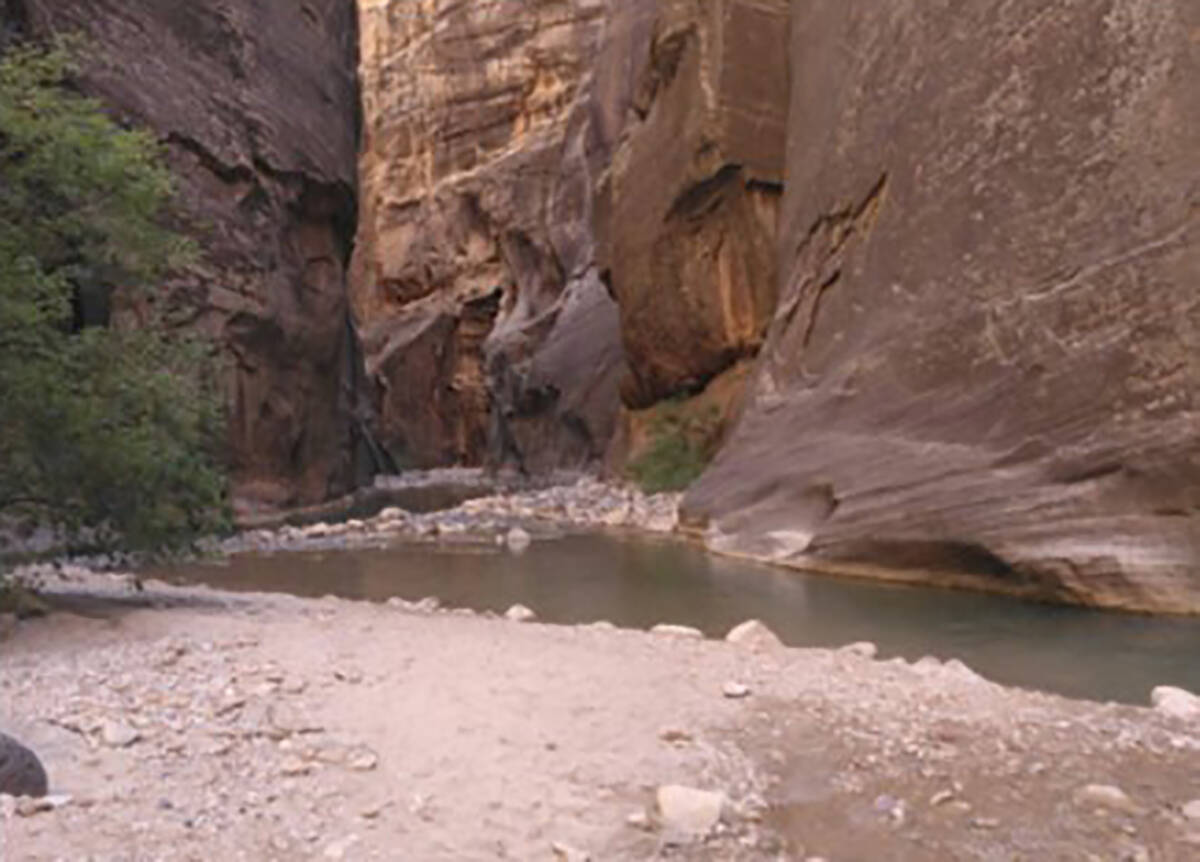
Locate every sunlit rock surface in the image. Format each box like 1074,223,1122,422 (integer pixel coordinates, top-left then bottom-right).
351,0,622,472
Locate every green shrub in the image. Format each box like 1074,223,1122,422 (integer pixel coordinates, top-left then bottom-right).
626,400,722,493
0,41,230,566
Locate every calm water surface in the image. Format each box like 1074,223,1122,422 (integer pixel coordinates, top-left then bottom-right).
156,533,1200,705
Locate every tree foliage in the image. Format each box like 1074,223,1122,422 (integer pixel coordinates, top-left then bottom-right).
0,42,229,559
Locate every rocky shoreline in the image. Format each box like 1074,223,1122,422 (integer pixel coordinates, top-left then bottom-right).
218,476,681,558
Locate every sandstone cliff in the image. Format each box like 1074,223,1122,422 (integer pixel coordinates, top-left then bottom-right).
685,0,1200,613
596,0,789,410
9,0,364,509
352,0,622,473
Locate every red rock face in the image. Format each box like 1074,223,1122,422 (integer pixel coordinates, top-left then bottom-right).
684,0,1200,613
595,0,790,409
14,0,364,510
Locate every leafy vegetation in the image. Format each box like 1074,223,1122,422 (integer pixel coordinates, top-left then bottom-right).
0,42,229,567
626,399,722,493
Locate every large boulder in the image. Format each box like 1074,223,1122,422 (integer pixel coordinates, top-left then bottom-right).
685,0,1200,612
0,732,48,798
14,0,365,509
352,0,623,472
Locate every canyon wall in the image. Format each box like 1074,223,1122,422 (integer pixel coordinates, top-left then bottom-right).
685,0,1200,613
596,0,789,410
10,0,364,510
351,0,790,472
352,0,622,473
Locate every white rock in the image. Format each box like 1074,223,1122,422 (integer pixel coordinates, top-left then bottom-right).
551,841,591,861
650,624,704,640
1182,799,1200,821
504,604,536,623
304,522,332,538
589,620,616,630
839,641,878,659
323,834,359,860
626,810,652,830
722,682,752,699
725,619,783,650
505,527,532,552
100,720,141,748
348,749,378,772
20,792,72,816
1151,686,1200,721
656,785,726,837
1076,784,1137,813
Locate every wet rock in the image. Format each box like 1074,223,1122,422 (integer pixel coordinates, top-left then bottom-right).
655,785,727,838
504,604,537,623
650,624,704,640
725,619,783,650
1152,686,1200,722
505,527,532,553
1076,784,1137,813
0,733,49,798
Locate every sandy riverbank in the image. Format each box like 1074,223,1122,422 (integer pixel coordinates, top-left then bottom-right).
3,571,1200,861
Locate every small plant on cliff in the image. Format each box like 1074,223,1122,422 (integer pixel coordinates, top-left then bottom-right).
626,399,722,493
0,42,229,567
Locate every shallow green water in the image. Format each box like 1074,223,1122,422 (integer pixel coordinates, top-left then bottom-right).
156,532,1200,705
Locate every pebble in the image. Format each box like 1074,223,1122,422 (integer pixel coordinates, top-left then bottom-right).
15,794,72,817
626,809,652,830
929,789,955,807
504,527,532,552
722,682,751,699
839,641,878,659
659,727,694,743
1076,784,1137,813
725,619,783,650
100,720,141,748
279,756,314,776
1151,686,1200,721
650,624,704,640
656,785,726,837
551,841,591,861
323,834,359,860
1182,799,1200,821
504,604,537,623
348,749,379,772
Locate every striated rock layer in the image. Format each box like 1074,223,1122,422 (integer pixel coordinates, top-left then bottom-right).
685,0,1200,613
596,0,789,409
352,0,623,473
11,0,365,509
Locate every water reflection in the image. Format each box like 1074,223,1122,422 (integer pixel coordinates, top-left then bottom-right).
155,533,1200,704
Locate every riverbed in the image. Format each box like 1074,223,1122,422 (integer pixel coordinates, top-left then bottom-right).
156,531,1200,705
